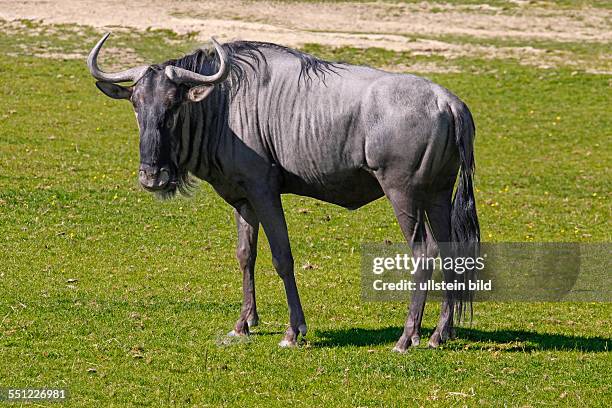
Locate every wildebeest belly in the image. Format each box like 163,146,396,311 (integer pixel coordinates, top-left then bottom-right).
279,166,383,209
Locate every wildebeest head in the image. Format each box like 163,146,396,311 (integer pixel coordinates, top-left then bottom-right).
87,33,229,197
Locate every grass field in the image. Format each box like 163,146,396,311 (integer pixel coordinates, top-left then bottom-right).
0,8,610,407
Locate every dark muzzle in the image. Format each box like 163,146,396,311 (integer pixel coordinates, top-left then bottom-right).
139,164,171,191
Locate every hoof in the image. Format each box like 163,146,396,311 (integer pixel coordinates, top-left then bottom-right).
392,345,407,353
393,334,420,352
227,328,248,337
278,323,306,348
279,339,297,348
428,332,442,348
247,317,259,328
232,319,250,336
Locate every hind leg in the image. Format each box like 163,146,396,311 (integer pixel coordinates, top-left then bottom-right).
426,193,457,348
377,181,435,352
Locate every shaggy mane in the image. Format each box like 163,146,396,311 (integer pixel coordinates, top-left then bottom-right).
165,41,344,91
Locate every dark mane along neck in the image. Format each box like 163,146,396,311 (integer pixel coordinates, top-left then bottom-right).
166,40,344,91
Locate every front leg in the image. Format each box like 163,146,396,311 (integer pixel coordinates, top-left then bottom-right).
247,188,307,347
229,201,259,337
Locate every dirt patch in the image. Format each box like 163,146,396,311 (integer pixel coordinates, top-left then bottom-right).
5,48,141,68
383,61,461,75
0,20,144,70
0,0,609,72
103,47,145,70
8,51,85,60
179,1,611,43
0,0,609,46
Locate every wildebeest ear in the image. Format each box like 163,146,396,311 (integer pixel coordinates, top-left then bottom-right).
95,81,132,100
187,85,215,103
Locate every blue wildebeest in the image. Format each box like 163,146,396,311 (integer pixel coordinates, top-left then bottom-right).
87,33,479,351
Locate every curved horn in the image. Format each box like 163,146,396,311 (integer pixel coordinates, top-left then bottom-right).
164,38,230,85
87,33,149,83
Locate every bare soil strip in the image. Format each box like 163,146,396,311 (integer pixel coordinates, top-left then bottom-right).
1,1,609,72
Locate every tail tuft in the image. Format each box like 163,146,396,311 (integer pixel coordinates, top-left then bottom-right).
449,101,480,322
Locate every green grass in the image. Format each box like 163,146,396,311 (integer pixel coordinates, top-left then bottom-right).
0,19,610,407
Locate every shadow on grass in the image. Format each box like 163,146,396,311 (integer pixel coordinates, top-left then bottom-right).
315,326,610,352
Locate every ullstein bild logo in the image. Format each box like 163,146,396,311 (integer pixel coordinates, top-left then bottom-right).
361,242,611,302
371,253,490,292
371,278,491,293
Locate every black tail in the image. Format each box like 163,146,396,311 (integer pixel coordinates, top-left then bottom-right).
450,102,480,322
